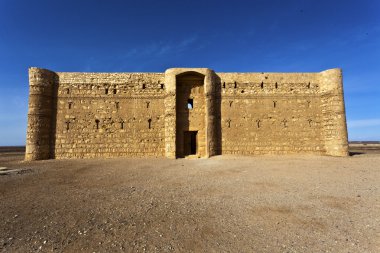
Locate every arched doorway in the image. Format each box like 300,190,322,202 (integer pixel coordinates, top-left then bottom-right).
175,72,206,158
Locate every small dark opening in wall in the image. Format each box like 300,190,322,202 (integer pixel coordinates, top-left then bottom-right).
66,88,70,94
68,102,72,109
234,82,237,88
229,101,233,107
160,84,164,89
227,119,231,128
307,82,311,89
273,101,277,108
275,82,278,89
113,89,117,94
142,84,146,89
105,88,109,94
261,82,264,89
121,121,124,129
187,99,193,109
223,82,225,88
146,101,150,108
95,119,100,129
148,118,152,129
241,90,244,93
66,121,70,130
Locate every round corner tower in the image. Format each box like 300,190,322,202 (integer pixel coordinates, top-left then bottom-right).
25,67,58,161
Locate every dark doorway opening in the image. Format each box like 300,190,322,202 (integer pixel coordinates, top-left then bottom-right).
184,131,197,156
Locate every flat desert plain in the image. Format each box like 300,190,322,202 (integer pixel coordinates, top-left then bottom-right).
0,147,379,252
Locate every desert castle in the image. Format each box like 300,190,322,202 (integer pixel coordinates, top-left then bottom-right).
25,67,348,160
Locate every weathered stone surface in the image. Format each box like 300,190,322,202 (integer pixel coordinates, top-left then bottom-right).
25,67,349,160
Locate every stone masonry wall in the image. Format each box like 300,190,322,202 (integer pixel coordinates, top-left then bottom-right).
54,72,165,159
218,72,325,155
25,67,348,160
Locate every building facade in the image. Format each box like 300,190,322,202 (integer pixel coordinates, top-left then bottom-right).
25,67,349,160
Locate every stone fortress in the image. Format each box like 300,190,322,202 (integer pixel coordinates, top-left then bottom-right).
25,67,349,161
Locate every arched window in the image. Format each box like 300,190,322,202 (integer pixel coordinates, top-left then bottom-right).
187,99,193,109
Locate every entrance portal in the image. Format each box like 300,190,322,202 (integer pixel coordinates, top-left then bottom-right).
175,71,206,158
184,131,197,156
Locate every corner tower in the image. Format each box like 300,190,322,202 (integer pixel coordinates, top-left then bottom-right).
25,67,58,161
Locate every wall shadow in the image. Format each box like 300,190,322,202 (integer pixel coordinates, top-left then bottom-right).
213,75,222,156
49,73,59,159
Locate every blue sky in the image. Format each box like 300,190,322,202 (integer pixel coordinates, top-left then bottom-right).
0,0,379,145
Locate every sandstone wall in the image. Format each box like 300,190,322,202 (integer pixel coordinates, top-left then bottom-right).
25,67,348,160
216,69,348,156
53,72,165,159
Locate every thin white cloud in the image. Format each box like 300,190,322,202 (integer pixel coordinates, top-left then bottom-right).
123,35,199,59
348,118,380,128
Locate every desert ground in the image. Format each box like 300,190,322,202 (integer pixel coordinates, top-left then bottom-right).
0,147,379,253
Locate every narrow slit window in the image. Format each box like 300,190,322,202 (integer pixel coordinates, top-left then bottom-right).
273,101,277,108
66,88,70,94
160,84,164,89
256,119,261,128
187,99,193,109
121,121,124,129
146,101,150,108
65,121,70,131
105,88,109,94
234,82,237,89
261,82,264,89
227,119,231,128
95,119,100,129
148,118,152,129
229,101,233,107
307,82,311,89
142,84,146,89
223,82,225,88
68,102,72,109
275,82,278,89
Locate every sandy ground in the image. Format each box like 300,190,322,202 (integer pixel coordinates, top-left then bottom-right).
0,148,379,252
